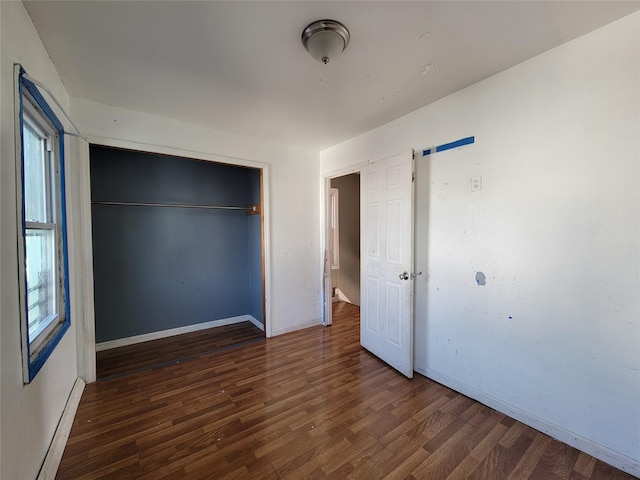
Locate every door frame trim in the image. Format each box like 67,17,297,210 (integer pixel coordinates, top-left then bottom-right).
321,164,365,326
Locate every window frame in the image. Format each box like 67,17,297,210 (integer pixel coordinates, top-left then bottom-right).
16,68,71,383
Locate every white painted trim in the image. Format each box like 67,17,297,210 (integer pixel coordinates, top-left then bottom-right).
77,139,97,383
271,319,322,337
320,164,365,328
322,178,333,326
261,164,272,339
96,315,258,352
247,315,265,332
335,288,352,304
37,378,85,480
84,135,266,170
321,162,367,180
414,364,640,478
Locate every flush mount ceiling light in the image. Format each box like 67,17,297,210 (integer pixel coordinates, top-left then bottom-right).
301,20,350,64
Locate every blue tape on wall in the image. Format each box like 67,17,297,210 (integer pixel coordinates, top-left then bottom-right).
423,136,475,156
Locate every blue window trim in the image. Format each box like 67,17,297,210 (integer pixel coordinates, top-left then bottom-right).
19,68,71,382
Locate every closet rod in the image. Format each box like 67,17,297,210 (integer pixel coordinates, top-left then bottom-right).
92,201,252,211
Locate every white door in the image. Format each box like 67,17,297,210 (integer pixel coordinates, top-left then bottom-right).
361,150,414,378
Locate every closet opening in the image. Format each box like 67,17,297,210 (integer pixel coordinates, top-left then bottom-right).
89,145,266,380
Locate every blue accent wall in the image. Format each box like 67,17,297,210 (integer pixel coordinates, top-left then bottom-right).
90,146,262,342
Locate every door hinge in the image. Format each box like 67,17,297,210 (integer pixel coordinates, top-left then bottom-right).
412,172,415,182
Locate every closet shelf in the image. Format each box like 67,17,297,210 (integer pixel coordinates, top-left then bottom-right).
92,200,261,214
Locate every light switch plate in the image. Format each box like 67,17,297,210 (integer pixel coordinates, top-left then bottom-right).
471,175,482,192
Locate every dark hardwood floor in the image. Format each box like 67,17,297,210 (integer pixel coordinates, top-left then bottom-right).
97,321,265,380
58,302,637,479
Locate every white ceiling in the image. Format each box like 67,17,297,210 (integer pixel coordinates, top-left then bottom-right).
24,1,639,150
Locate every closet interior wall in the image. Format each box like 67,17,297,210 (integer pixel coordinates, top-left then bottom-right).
90,145,263,344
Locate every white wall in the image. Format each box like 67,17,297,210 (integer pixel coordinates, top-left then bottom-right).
321,12,639,475
1,3,82,479
70,98,323,339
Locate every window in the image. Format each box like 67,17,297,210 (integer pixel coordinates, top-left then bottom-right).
17,70,71,383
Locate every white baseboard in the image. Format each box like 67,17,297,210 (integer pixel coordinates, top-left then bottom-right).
247,315,264,331
271,318,322,337
335,288,352,304
96,315,260,351
414,363,640,478
37,377,85,480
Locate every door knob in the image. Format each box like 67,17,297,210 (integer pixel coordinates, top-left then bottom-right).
399,272,409,280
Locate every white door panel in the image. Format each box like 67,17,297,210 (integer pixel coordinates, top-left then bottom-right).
361,150,414,378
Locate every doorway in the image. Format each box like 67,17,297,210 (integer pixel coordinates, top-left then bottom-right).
323,150,415,378
325,172,361,327
330,174,361,306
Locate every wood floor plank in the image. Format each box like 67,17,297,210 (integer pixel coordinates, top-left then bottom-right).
56,302,637,480
412,422,477,478
97,321,264,379
574,452,597,478
507,433,552,479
